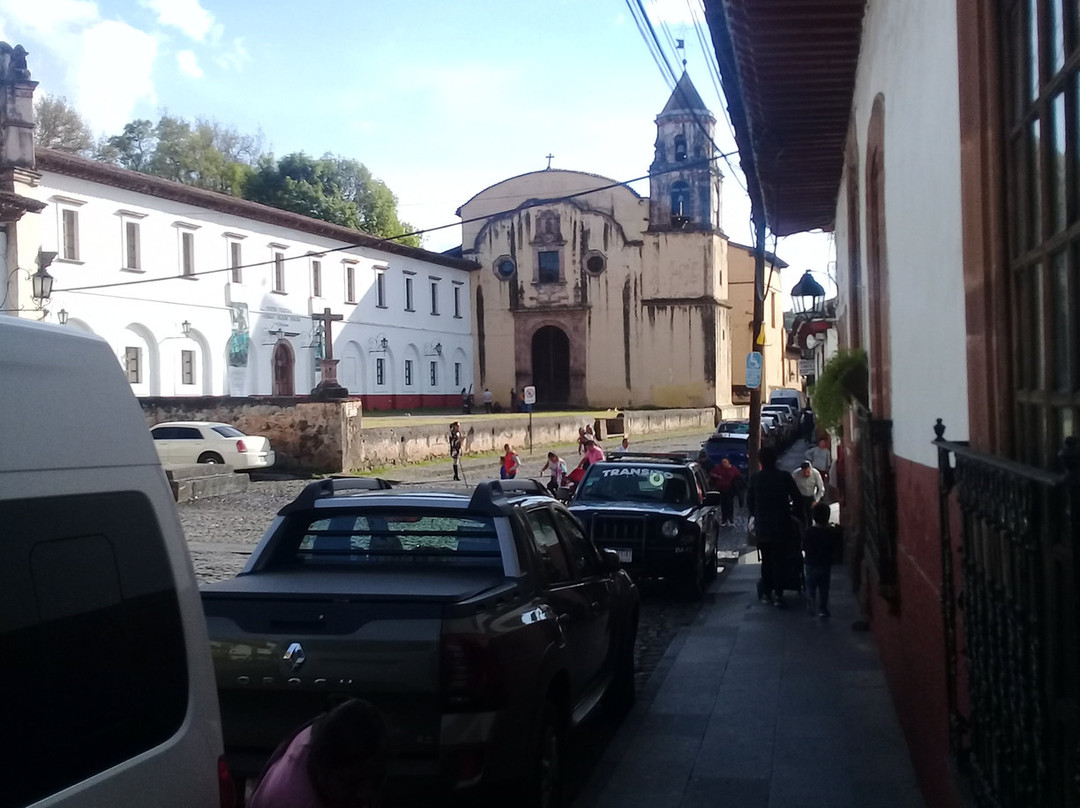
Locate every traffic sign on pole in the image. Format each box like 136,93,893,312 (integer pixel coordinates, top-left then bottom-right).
746,352,763,389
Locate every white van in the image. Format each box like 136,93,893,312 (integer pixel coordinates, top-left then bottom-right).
0,318,229,807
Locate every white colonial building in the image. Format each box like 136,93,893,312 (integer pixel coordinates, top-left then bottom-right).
13,149,477,407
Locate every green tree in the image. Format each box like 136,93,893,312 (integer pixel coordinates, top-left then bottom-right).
34,95,93,154
105,119,156,172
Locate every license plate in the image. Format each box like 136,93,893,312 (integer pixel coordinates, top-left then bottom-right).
616,549,633,563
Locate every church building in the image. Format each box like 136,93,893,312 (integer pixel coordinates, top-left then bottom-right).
459,73,746,412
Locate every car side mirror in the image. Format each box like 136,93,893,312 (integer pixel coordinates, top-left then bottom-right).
600,548,621,572
704,491,723,507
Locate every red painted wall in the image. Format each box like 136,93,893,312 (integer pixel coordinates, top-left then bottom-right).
867,455,963,808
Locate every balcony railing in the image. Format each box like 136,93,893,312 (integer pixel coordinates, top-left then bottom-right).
935,420,1079,807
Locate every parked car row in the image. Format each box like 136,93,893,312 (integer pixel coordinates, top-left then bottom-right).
701,389,809,471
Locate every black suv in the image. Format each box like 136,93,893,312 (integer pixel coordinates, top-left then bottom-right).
568,453,721,598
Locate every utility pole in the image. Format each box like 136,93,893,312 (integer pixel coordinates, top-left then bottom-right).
747,217,767,473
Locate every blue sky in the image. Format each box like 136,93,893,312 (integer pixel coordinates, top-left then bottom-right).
1,0,834,294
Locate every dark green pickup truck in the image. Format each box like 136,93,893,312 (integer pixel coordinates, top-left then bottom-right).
201,478,638,806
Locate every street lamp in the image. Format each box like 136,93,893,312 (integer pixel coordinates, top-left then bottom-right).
791,270,826,316
32,250,58,302
181,320,191,338
58,308,68,325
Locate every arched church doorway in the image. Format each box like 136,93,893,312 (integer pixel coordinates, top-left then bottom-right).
531,326,570,405
272,340,295,396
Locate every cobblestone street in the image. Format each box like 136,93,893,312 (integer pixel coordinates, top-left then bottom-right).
181,427,755,690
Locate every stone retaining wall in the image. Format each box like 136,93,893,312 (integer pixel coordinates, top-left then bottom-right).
140,397,747,475
358,407,736,470
141,396,363,474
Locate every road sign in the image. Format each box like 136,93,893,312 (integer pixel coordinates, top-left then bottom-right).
799,358,817,376
523,385,536,405
745,352,763,389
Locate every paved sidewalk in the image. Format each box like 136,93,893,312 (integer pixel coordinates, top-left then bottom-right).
574,557,925,808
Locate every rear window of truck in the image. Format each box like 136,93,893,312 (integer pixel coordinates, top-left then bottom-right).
281,510,502,568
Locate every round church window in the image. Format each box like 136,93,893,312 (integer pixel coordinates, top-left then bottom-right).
584,251,607,276
494,256,516,280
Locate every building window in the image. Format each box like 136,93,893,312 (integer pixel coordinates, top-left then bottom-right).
453,284,462,318
1002,0,1079,467
454,362,462,388
345,265,356,303
670,181,691,222
124,347,141,384
181,350,195,385
123,221,140,270
494,255,516,280
376,357,385,386
674,134,687,162
230,241,243,283
181,231,195,277
429,361,438,387
376,272,387,307
61,208,80,260
405,276,414,311
404,359,413,386
537,250,560,284
273,251,285,293
429,280,440,315
583,251,607,276
312,260,322,298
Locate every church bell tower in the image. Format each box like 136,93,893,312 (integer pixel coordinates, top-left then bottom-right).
648,72,723,233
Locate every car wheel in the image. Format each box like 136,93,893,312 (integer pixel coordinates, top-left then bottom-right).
706,540,719,581
525,699,563,808
197,452,224,464
684,545,706,600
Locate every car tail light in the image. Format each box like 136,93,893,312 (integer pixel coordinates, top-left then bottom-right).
441,633,501,711
236,439,247,452
218,756,236,808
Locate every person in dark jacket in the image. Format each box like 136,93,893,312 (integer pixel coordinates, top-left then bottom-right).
803,501,836,618
746,446,803,607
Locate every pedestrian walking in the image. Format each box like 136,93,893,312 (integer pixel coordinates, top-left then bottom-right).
792,460,825,526
614,436,630,453
746,446,803,607
801,407,816,442
804,437,832,500
499,443,521,479
247,698,390,808
578,437,604,469
540,451,568,495
481,387,493,414
460,388,472,414
709,457,742,526
448,421,463,481
577,426,587,455
803,501,836,618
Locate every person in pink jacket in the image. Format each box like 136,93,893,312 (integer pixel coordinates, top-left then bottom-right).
248,699,389,808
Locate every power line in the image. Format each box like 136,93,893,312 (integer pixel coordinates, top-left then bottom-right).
55,154,737,295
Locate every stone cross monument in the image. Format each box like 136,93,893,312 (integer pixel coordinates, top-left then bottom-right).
310,307,348,399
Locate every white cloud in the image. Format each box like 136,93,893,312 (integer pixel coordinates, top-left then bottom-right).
0,0,98,35
177,48,203,78
0,0,159,133
70,20,158,131
140,0,214,41
212,37,250,71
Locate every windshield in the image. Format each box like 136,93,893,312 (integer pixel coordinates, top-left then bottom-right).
715,422,750,435
576,466,696,506
276,510,501,569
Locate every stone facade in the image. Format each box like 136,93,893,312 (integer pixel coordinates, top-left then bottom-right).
460,73,789,413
